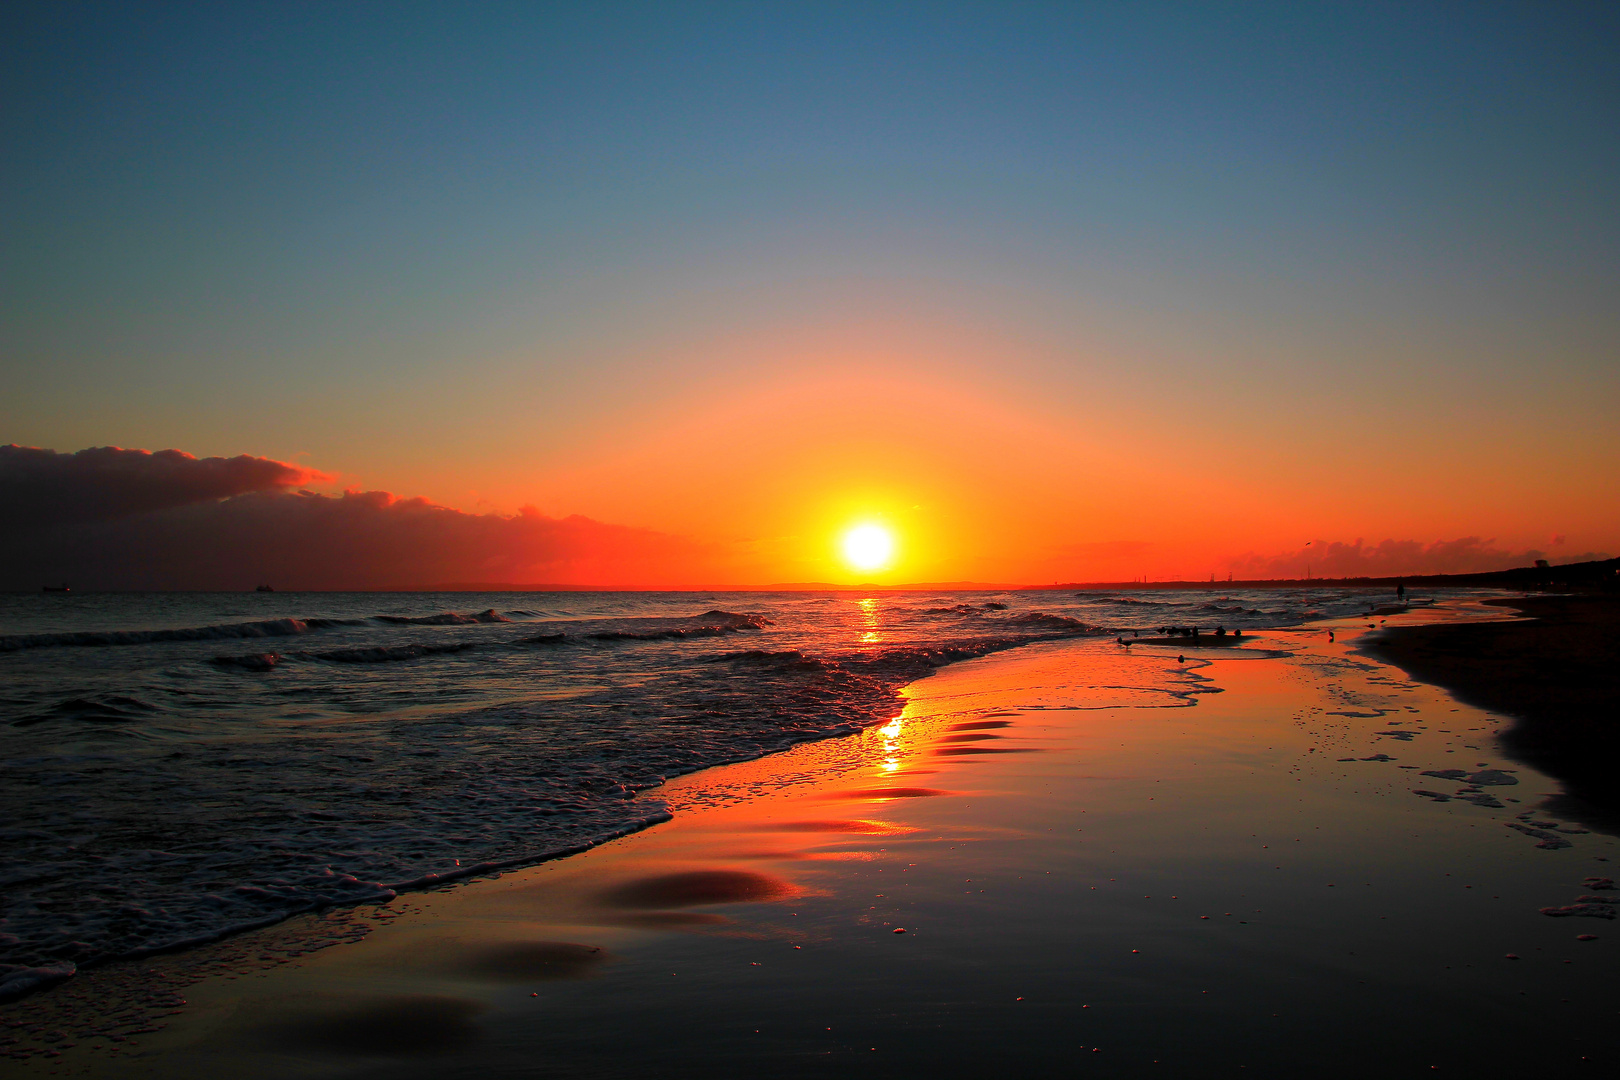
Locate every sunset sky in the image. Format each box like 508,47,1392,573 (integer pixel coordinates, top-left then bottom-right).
4,2,1617,588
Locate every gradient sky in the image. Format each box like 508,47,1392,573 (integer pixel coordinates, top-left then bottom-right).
4,1,1617,586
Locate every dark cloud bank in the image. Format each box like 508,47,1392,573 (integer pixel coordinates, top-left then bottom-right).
0,445,697,591
3,445,1600,591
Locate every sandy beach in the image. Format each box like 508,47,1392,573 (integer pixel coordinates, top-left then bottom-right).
5,599,1617,1078
1369,595,1620,833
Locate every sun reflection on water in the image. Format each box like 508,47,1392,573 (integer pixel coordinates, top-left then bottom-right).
857,597,883,644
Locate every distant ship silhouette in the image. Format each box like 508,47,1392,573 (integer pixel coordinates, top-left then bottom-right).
255,584,275,593
42,584,70,593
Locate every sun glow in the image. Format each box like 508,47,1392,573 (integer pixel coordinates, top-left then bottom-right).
841,524,895,573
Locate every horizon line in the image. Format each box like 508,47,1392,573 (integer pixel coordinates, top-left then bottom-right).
15,557,1612,594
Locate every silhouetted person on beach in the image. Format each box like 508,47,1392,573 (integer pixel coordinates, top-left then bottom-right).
1215,626,1226,637
1397,582,1406,601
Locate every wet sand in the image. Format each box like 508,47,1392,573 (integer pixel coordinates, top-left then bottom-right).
6,603,1618,1078
1368,595,1620,833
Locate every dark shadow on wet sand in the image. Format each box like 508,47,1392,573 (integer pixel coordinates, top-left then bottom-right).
447,941,610,981
1367,594,1620,834
254,995,485,1056
596,869,797,909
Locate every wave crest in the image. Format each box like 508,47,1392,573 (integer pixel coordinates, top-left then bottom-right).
1005,612,1092,631
0,616,365,653
705,649,827,672
373,608,511,625
693,610,772,628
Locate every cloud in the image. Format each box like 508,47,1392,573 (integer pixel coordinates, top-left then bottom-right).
1222,537,1612,579
0,444,324,527
0,447,706,590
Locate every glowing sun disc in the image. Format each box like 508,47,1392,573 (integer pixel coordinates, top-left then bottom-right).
842,524,895,572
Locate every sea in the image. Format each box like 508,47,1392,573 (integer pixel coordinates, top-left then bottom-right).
0,586,1444,996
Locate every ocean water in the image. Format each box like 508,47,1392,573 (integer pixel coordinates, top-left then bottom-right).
0,586,1449,995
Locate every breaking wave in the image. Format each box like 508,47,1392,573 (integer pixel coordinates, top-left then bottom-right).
1076,596,1181,606
1005,612,1089,631
704,649,828,672
212,641,485,669
0,616,366,652
589,625,748,641
372,608,511,625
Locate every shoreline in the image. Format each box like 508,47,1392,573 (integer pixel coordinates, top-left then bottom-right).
1,592,1409,1001
0,620,1097,1004
1366,594,1620,834
8,603,1618,1076
0,593,1536,995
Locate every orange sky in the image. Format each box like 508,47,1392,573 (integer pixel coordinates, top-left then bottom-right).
280,311,1618,587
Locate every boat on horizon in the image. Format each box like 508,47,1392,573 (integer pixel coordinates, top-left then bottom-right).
42,584,70,593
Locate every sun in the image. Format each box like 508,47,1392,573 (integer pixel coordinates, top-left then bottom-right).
841,524,895,573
